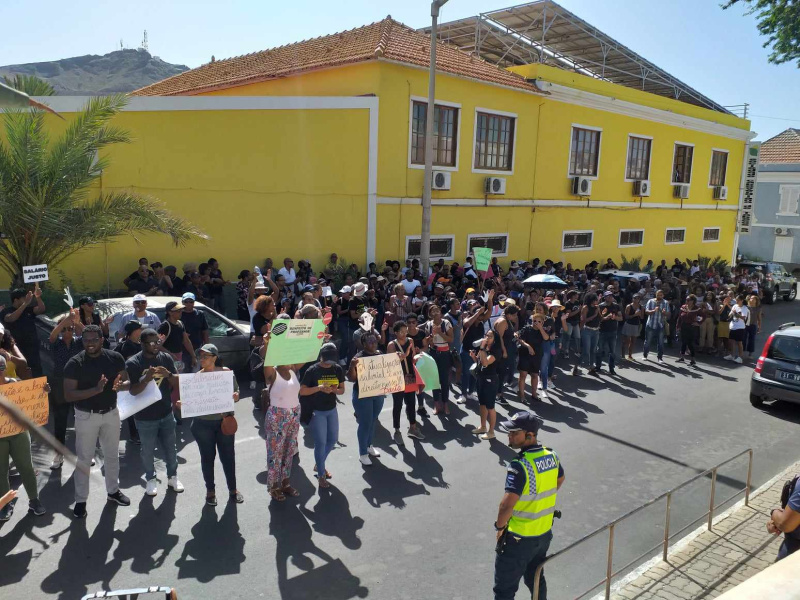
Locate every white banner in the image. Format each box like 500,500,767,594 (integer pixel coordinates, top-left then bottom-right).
22,264,48,283
117,380,161,421
178,370,235,418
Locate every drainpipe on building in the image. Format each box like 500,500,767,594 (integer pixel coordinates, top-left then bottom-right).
420,0,449,279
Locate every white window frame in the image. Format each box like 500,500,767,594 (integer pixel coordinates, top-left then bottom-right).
466,233,509,257
623,134,653,183
707,148,729,189
561,229,594,252
471,107,518,175
405,234,455,261
407,96,462,172
618,228,645,248
671,141,695,186
702,227,721,243
777,184,800,216
567,123,603,181
664,227,686,245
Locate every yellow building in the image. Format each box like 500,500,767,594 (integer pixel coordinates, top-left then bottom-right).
42,4,753,290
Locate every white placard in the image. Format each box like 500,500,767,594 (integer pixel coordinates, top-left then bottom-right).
356,353,405,398
322,286,333,297
178,370,235,418
117,380,161,420
22,264,48,283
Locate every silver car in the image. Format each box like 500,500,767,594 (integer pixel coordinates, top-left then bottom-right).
750,322,800,407
36,297,252,374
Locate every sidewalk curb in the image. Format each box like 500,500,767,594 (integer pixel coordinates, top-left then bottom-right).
589,461,795,600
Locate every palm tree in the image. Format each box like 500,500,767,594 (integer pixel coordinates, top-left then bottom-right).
3,74,56,97
0,94,208,287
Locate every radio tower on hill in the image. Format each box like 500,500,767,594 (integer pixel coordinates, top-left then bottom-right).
141,30,149,52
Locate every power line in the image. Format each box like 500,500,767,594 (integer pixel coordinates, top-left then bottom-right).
750,114,800,123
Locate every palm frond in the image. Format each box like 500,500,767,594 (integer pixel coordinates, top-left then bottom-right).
3,74,56,97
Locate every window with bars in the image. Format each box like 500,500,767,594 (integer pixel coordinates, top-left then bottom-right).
665,228,685,244
673,144,693,184
709,151,728,187
562,231,593,251
474,112,515,171
406,236,454,260
468,234,508,256
703,228,720,242
410,102,458,167
626,137,651,180
569,127,601,177
619,230,644,247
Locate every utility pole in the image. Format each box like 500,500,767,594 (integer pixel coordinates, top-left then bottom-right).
420,0,449,279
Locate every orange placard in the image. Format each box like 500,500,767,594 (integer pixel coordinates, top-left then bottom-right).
0,377,49,438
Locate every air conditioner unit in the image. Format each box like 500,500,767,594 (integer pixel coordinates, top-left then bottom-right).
775,227,790,236
633,180,650,197
432,171,451,191
713,186,728,201
571,176,592,197
484,177,506,195
673,184,690,199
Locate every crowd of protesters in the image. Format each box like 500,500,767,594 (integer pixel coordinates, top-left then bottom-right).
0,251,771,521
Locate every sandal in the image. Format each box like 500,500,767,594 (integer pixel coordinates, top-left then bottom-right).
269,488,286,502
282,484,300,497
312,465,332,479
318,476,331,489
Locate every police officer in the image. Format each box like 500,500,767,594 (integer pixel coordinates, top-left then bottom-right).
493,411,565,600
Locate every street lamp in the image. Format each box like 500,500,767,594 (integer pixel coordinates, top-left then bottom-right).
420,0,449,280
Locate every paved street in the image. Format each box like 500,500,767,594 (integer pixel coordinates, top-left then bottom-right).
1,300,799,600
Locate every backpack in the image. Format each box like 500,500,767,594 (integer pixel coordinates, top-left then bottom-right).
781,474,800,509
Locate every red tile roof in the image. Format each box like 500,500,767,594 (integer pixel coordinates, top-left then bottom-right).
760,128,800,164
132,17,540,97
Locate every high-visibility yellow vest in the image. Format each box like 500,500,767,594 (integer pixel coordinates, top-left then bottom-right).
507,447,559,537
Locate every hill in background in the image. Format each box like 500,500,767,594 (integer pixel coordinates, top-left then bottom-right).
0,49,188,95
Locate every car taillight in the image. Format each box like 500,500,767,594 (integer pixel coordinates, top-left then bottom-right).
755,334,774,374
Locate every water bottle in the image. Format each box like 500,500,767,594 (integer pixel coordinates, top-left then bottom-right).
254,266,265,286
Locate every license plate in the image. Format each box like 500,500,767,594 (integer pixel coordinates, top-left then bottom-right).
777,370,800,382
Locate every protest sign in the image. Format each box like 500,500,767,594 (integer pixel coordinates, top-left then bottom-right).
265,319,326,366
414,352,441,391
178,370,235,418
322,286,333,297
117,380,161,421
0,377,49,438
22,264,48,283
473,248,492,273
356,353,404,398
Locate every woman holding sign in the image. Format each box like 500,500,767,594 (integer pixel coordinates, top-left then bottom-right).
299,343,345,489
347,331,384,466
191,344,243,505
262,348,304,502
0,355,47,521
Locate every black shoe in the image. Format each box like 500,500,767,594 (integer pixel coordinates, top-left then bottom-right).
28,498,46,516
496,397,509,405
416,407,429,418
0,500,14,521
107,490,131,506
73,502,87,519
609,370,617,377
690,360,696,366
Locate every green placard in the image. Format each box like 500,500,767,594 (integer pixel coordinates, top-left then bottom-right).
473,247,493,272
264,319,327,366
414,352,441,391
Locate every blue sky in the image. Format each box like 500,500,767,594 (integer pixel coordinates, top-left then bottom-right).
2,0,798,140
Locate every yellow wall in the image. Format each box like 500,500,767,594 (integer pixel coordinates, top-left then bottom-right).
57,106,370,290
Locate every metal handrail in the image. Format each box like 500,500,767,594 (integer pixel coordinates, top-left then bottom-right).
532,448,753,600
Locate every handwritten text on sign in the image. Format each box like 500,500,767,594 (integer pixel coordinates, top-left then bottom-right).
0,377,49,438
22,264,49,283
178,370,235,418
356,354,404,398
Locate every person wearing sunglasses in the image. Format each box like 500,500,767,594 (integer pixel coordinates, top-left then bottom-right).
78,296,110,345
119,294,161,339
48,309,85,469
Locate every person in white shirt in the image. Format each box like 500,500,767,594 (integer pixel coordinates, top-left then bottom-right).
119,294,161,337
278,258,296,286
401,270,421,295
689,260,700,276
724,294,749,364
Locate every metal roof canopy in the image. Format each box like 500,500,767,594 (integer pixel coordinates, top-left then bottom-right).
423,0,730,114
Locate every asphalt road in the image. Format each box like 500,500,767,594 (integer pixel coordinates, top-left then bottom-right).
2,300,799,600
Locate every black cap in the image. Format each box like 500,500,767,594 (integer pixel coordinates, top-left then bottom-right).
78,296,95,306
497,411,543,434
123,320,142,335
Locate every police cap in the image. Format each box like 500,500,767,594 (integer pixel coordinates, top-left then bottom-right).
497,411,543,434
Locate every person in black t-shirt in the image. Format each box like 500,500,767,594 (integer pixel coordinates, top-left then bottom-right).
117,320,143,444
63,325,130,518
561,291,582,359
299,343,345,488
595,292,622,375
120,328,183,498
179,293,209,371
1,286,46,377
157,301,196,371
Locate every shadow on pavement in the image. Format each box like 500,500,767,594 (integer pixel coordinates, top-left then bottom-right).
175,500,245,582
